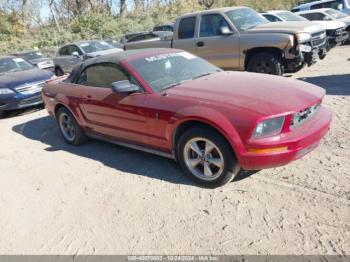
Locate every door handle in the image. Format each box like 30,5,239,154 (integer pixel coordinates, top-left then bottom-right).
196,41,205,47
86,95,92,100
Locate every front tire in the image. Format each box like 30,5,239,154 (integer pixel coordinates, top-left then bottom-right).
56,107,87,145
247,52,283,75
177,127,240,188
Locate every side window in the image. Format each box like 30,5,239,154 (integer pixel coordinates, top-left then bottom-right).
77,63,129,88
59,46,68,56
178,16,196,39
311,3,324,9
323,0,342,9
199,14,230,37
263,14,281,22
300,13,313,20
129,35,146,42
67,45,82,55
311,12,326,20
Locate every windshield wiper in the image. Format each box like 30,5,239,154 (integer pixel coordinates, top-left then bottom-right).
191,72,213,80
163,80,189,91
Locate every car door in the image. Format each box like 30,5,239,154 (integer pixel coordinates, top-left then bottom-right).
172,16,197,54
76,62,150,145
195,13,240,70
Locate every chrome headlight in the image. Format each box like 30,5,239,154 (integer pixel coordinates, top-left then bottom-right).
252,116,285,139
296,32,311,43
0,88,15,95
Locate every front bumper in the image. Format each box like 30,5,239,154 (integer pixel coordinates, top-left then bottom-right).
238,106,332,170
0,93,43,111
284,43,327,72
328,31,349,48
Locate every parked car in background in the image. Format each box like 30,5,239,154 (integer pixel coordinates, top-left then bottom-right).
153,23,174,32
292,0,350,15
262,10,348,49
13,50,54,72
53,40,123,76
297,8,350,36
103,39,124,49
125,7,327,75
120,31,148,44
127,31,173,43
43,48,331,187
0,56,54,118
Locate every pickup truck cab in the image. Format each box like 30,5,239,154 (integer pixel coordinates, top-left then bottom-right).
125,7,327,75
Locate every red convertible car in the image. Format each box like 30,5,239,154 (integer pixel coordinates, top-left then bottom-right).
42,48,331,187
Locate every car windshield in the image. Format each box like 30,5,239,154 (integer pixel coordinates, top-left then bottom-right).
17,51,45,60
325,9,348,19
79,41,114,53
0,57,33,74
277,11,308,21
129,52,221,92
226,8,269,31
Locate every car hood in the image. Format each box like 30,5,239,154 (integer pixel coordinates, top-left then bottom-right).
0,68,53,89
166,71,325,116
249,21,324,34
339,16,350,26
312,20,346,30
87,48,123,58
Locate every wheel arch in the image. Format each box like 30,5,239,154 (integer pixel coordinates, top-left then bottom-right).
171,115,245,163
244,47,284,69
54,102,85,127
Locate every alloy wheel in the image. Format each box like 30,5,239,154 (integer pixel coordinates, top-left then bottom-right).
59,112,76,142
183,137,224,181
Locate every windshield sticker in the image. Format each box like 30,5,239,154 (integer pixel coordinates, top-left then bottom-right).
145,52,196,62
179,52,196,60
100,41,109,45
80,43,89,47
36,52,43,56
13,58,25,63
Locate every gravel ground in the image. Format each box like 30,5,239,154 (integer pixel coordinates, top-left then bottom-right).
0,46,349,255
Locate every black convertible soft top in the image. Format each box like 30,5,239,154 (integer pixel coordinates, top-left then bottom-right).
65,48,175,83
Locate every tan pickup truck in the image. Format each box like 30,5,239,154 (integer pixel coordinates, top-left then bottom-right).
125,6,328,75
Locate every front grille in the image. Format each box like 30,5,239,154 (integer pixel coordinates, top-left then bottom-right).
15,82,44,95
291,103,321,129
311,31,326,47
18,96,42,106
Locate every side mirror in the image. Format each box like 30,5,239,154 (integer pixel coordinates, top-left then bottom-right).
72,51,80,58
337,3,344,10
323,16,332,21
219,26,234,35
111,80,140,94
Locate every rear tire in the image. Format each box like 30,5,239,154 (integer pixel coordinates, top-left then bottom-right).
0,110,5,119
247,52,283,76
56,107,87,145
55,67,64,76
177,127,240,188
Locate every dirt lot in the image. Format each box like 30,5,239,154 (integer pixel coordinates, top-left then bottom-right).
0,46,349,255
